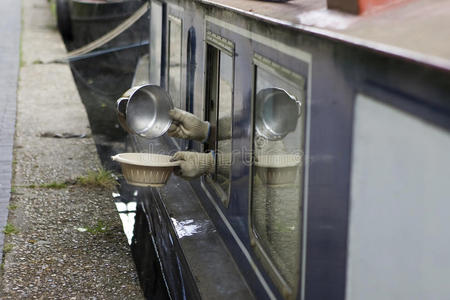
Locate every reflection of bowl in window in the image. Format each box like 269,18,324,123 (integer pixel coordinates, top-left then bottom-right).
111,153,180,187
255,155,301,187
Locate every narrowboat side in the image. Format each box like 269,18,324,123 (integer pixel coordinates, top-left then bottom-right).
126,1,450,299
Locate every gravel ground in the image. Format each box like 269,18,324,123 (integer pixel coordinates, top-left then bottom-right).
0,0,143,298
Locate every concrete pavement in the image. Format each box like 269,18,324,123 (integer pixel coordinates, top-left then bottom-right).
0,0,143,297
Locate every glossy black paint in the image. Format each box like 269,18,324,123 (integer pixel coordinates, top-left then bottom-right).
132,200,171,299
67,0,148,51
141,188,201,300
65,0,149,142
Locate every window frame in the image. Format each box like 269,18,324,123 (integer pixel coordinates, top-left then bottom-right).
165,9,189,150
149,0,165,86
167,15,183,109
202,31,235,208
248,53,306,300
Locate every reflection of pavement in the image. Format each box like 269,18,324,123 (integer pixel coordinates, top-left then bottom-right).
0,0,20,258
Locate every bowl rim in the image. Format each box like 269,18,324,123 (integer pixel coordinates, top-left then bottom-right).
111,153,180,167
255,154,301,168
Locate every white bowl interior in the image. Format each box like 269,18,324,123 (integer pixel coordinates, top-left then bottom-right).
111,153,180,167
111,153,180,187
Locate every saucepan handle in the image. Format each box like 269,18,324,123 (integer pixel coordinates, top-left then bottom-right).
296,99,302,118
116,97,132,133
116,97,128,118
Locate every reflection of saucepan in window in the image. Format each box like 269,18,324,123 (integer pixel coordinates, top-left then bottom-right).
255,87,301,141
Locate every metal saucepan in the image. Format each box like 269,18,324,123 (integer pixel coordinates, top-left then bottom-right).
116,84,174,139
255,87,302,141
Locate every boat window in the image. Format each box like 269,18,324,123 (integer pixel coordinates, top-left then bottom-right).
149,1,163,85
168,16,182,109
250,55,306,297
205,33,234,206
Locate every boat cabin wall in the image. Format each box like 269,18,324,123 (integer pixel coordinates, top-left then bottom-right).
147,0,450,299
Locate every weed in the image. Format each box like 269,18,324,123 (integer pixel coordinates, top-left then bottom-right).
38,182,67,189
10,187,16,194
49,0,56,18
3,243,13,254
77,168,117,189
19,46,24,68
3,224,19,235
8,204,17,211
26,168,117,191
86,220,107,234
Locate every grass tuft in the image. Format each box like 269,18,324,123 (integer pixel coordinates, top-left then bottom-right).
49,0,56,18
3,243,13,254
3,224,19,235
26,168,117,191
76,168,117,189
86,220,107,234
39,182,67,189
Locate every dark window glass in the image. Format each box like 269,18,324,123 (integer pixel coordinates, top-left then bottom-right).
205,44,233,205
